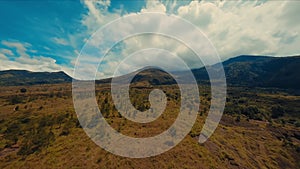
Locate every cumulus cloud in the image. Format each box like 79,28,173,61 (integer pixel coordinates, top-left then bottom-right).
100,34,200,77
141,1,166,13
75,0,300,80
176,0,300,59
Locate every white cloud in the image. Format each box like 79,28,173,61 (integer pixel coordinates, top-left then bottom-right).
141,1,166,13
0,40,74,77
176,0,300,59
2,40,31,57
43,46,51,51
81,0,120,34
0,53,8,60
52,37,68,46
83,0,110,24
1,48,14,56
74,0,298,79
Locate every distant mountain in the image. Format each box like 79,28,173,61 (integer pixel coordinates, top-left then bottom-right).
216,55,300,89
106,55,300,89
96,67,176,86
1,55,300,89
0,70,72,86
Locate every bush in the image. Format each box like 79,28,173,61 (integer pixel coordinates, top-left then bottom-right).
4,122,21,144
8,96,23,105
242,106,263,120
235,115,241,122
38,115,54,128
20,88,27,93
18,128,54,156
60,121,72,136
271,106,285,118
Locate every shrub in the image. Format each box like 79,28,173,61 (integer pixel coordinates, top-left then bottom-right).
38,115,54,128
271,106,285,118
20,88,27,93
60,120,74,136
242,106,263,120
60,125,70,136
4,122,21,147
8,96,23,105
18,128,54,156
235,115,241,122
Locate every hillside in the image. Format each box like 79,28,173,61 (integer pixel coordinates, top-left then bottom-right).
0,70,72,86
221,55,300,89
0,56,300,168
114,55,300,89
0,83,299,169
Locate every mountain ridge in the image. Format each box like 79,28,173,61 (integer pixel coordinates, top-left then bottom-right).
0,70,72,86
1,55,300,89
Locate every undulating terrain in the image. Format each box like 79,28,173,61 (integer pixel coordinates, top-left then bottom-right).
0,56,299,169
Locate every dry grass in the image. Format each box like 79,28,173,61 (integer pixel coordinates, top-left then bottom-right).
0,84,299,169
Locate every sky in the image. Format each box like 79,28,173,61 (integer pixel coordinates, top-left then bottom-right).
0,0,299,79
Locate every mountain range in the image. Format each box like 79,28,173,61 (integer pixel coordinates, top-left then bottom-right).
109,55,300,90
0,55,299,89
0,70,71,86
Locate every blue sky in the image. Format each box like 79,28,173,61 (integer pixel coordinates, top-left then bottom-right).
0,0,299,78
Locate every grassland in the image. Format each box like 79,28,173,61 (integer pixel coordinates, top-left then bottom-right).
0,83,299,169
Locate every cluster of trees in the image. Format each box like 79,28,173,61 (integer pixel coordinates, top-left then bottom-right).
224,103,286,121
224,105,264,120
97,87,291,124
